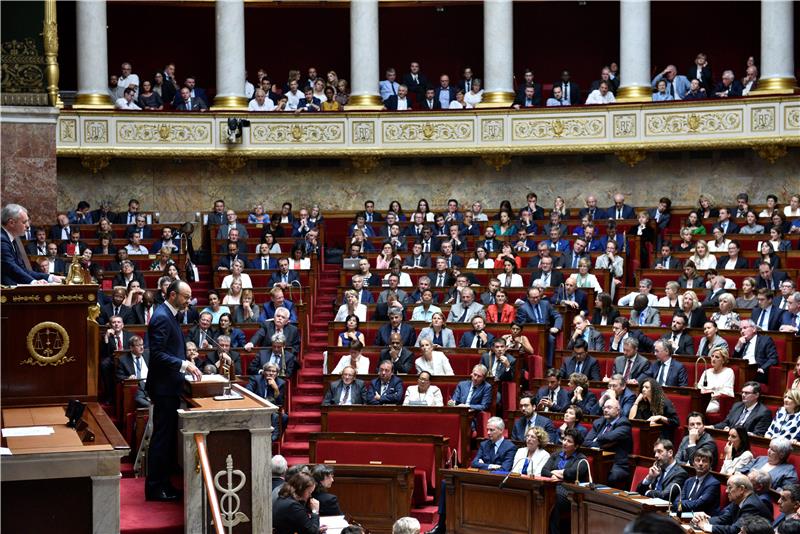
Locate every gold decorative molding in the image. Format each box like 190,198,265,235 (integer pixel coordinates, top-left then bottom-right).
751,107,776,132
0,38,48,106
615,150,647,167
477,91,515,108
613,114,637,138
42,0,62,108
250,122,344,144
22,321,74,367
749,77,799,96
116,121,212,144
210,95,249,111
481,118,504,141
615,85,653,103
482,153,512,171
59,118,77,143
345,94,384,111
753,144,787,164
513,117,605,140
351,156,381,174
217,156,248,173
352,121,376,144
80,155,110,174
645,110,743,136
84,119,109,143
73,92,113,109
383,120,473,143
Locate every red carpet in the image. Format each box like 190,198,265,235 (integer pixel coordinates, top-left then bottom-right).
120,477,183,534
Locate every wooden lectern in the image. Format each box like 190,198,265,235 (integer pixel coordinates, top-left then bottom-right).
0,284,129,534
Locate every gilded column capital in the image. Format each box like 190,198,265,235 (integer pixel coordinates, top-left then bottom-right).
217,156,248,173
80,155,110,174
615,149,647,167
351,156,381,174
752,144,787,164
482,153,512,172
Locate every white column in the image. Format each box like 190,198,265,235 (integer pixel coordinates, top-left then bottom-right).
754,0,797,94
616,0,652,102
346,0,382,109
91,474,121,534
74,0,112,108
213,0,248,109
479,0,515,107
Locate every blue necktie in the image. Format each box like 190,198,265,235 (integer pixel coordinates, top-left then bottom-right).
533,304,542,323
522,457,530,475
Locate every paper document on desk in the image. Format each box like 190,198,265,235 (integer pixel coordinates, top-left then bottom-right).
0,447,11,455
638,497,670,506
1,426,55,437
319,515,349,534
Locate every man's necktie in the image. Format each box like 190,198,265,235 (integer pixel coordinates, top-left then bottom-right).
414,257,419,267
505,275,512,288
437,274,444,287
735,407,750,426
116,335,122,351
134,357,142,379
639,313,646,326
543,273,550,286
575,361,582,375
114,306,120,317
757,311,767,329
465,386,475,405
282,274,287,284
533,305,542,323
458,308,468,322
423,242,430,253
589,208,595,220
657,363,666,385
622,359,633,381
688,478,699,500
262,258,267,270
487,241,493,252
572,256,578,269
343,385,351,404
617,209,622,219
669,81,676,98
381,383,387,395
740,339,751,357
145,308,151,325
602,422,612,434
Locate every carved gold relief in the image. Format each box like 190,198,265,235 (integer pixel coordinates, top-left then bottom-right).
512,117,605,140
87,303,100,324
615,150,648,167
43,0,62,108
613,114,637,138
59,118,77,143
383,121,473,143
80,156,110,174
351,156,381,174
22,321,75,367
84,120,109,143
645,110,743,136
217,156,248,173
117,121,212,144
352,121,375,144
481,119,504,141
250,122,344,144
785,107,800,130
482,154,512,171
1,38,47,106
751,108,776,132
753,145,787,164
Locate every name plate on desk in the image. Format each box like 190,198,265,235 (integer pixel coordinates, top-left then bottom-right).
184,374,228,398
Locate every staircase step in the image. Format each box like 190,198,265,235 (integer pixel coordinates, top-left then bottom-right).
296,384,323,395
283,456,310,466
290,411,322,424
410,506,439,524
280,441,310,454
284,424,321,440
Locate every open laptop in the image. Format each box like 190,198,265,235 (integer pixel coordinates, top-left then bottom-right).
342,258,360,270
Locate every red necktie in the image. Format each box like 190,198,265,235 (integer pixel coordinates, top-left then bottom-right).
145,308,150,324
116,335,122,350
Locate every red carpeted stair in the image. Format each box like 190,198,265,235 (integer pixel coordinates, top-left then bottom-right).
280,268,339,466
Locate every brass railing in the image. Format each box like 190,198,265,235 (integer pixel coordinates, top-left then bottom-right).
195,433,225,534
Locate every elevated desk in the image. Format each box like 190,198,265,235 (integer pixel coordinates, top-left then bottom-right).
567,483,673,534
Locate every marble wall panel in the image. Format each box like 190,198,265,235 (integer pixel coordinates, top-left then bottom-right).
2,122,57,224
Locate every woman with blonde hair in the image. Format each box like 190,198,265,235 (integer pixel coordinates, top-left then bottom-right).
689,240,717,270
710,293,740,330
697,347,735,413
512,426,550,476
766,389,800,443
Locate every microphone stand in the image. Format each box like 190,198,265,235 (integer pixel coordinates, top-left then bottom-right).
290,279,303,306
575,457,594,487
667,482,682,516
499,457,527,489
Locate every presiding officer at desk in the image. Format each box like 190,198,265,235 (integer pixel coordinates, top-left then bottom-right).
2,203,64,285
145,280,203,501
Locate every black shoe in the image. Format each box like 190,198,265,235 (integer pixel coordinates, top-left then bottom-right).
145,488,180,502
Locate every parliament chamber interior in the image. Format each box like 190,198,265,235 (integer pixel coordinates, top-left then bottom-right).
1,0,800,533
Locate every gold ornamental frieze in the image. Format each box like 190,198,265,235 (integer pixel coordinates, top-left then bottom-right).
645,110,743,136
117,121,212,144
250,122,344,144
512,117,605,140
21,321,75,367
382,121,473,143
481,119,504,142
785,106,800,130
750,107,776,132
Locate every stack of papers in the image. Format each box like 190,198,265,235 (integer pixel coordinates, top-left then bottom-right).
1,426,55,438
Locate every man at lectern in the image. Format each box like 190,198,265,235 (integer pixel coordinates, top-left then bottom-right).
145,280,202,501
1,204,63,285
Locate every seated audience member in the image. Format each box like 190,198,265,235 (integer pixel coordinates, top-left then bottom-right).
774,485,800,530
403,371,443,406
115,335,150,408
512,85,538,109
515,286,562,367
512,393,558,443
244,306,300,356
272,472,321,534
115,87,141,110
684,78,707,100
678,448,721,515
630,293,660,327
447,365,492,412
480,338,516,383
696,320,728,356
720,426,755,475
661,312,695,355
535,369,570,413
636,439,689,499
650,339,688,387
378,332,413,373
374,310,416,347
471,417,515,470
247,333,297,378
732,319,778,385
690,473,771,532
100,286,135,324
269,258,299,289
458,315,495,349
713,69,744,98
296,86,321,113
322,366,368,406
766,390,800,442
608,316,655,353
541,428,590,534
416,312,456,349
513,426,551,476
330,341,370,375
546,85,570,107
676,412,719,467
598,373,636,415
713,381,772,436
485,290,516,323
335,290,367,323
609,336,651,384
175,86,208,111
557,405,588,442
592,291,620,326
311,464,342,517
628,378,679,440
618,278,659,307
198,334,241,376
369,360,404,405
248,89,275,112
559,338,601,381
247,363,287,441
584,399,632,488
585,80,615,105
567,373,599,416
698,347,735,414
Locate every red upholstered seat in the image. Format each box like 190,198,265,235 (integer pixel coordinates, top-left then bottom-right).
666,392,693,444
630,465,650,492
630,425,642,455
706,395,734,426
719,482,729,508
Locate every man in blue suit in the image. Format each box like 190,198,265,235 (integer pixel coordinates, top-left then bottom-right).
677,448,720,515
649,340,689,387
145,280,203,501
2,204,63,285
535,369,570,413
369,360,404,405
269,258,300,288
511,394,558,443
248,243,278,270
584,399,633,489
246,362,287,441
559,338,601,381
608,193,636,219
258,287,298,323
447,364,492,412
516,287,563,367
774,484,800,530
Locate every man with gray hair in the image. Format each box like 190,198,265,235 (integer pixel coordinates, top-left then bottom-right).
270,454,288,501
446,287,485,323
780,292,800,333
611,336,651,385
471,416,515,470
618,278,658,307
691,473,771,532
651,64,691,100
392,517,420,534
2,204,63,285
247,331,297,378
714,69,744,98
733,319,778,385
202,334,240,376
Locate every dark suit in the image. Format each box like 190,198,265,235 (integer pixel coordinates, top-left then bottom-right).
733,335,778,382
249,256,278,270
607,204,636,219
679,474,721,515
649,359,689,387
450,380,492,411
611,354,651,382
145,303,188,495
515,83,542,106
116,350,149,382
100,302,135,325
125,225,153,240
322,379,369,405
675,432,718,467
248,349,297,379
273,496,320,534
559,356,601,381
1,230,48,285
200,349,242,376
247,323,301,356
131,303,156,325
377,347,414,374
654,256,682,269
174,97,208,111
311,489,342,517
369,375,404,405
417,98,441,111
402,253,431,269
49,224,71,241
434,86,457,106
688,65,713,92
751,304,787,331
512,414,558,443
458,330,495,349
268,270,300,287
610,330,655,354
709,493,771,533
591,307,621,326
551,81,581,105
585,416,633,488
636,462,688,499
428,270,454,288
383,95,413,111
374,323,416,347
534,386,570,413
480,352,517,382
713,80,744,99
755,271,790,291
402,72,429,99
660,333,695,356
529,269,564,288
551,287,588,313
470,438,516,471
578,207,607,221
714,401,772,436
